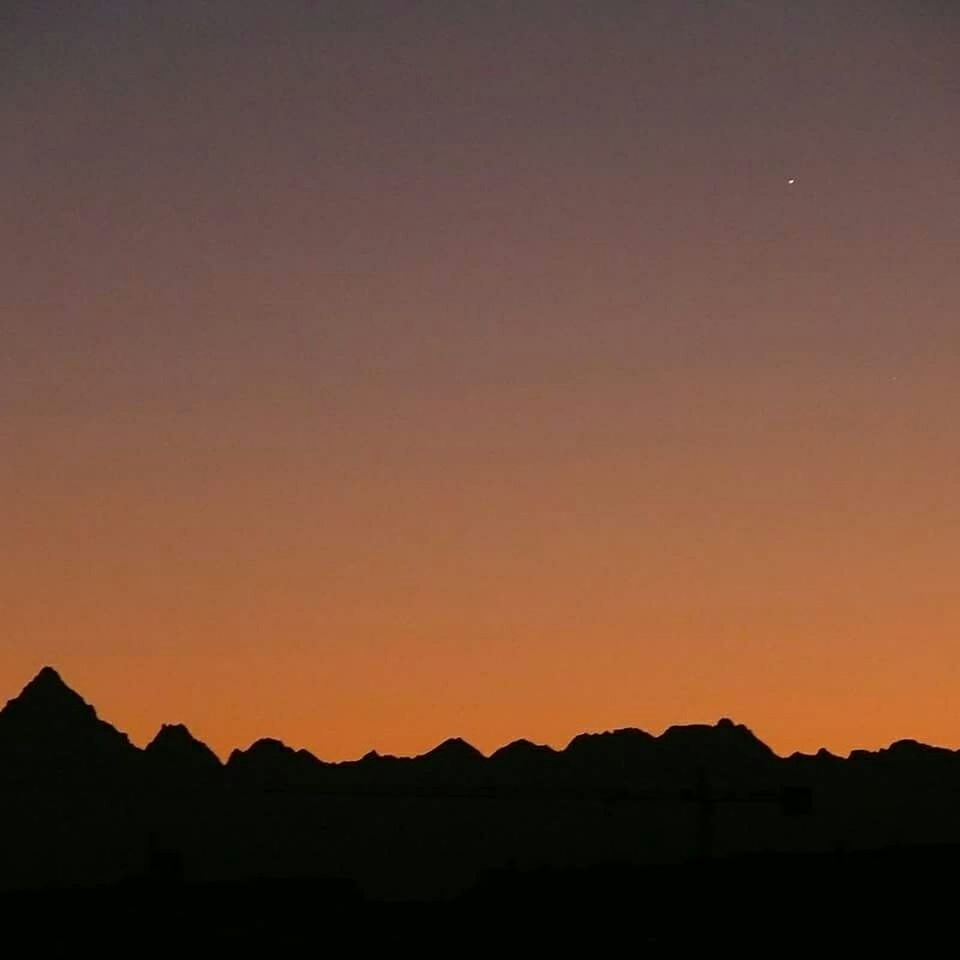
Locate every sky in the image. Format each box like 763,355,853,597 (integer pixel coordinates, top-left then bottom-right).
2,0,959,760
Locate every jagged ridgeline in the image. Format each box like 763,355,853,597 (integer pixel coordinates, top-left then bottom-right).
2,667,960,900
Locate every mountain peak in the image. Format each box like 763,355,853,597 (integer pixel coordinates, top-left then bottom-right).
4,666,95,720
566,727,655,750
147,722,216,754
145,723,222,777
34,664,65,683
226,737,326,787
421,737,485,763
657,719,776,773
24,665,73,696
492,738,556,759
0,666,137,784
148,722,201,747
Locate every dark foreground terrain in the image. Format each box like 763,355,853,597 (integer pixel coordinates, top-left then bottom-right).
4,669,960,943
2,845,957,946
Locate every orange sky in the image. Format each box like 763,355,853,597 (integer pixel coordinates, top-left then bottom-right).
2,2,959,760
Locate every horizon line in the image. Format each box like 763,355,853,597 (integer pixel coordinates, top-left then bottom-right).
4,664,952,766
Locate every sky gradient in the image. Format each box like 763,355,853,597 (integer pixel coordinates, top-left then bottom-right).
3,0,959,760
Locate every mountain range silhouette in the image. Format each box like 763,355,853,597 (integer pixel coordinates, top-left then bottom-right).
2,666,960,939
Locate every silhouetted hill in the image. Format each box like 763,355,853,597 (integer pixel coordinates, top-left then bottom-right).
145,724,222,783
558,719,776,792
411,737,486,788
226,737,328,788
563,727,659,787
0,667,139,786
489,739,559,786
656,717,776,786
5,665,960,904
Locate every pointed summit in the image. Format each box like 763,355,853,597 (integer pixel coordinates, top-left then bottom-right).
3,666,98,723
411,737,486,787
147,722,212,753
29,665,67,687
421,737,485,763
226,737,327,788
145,723,222,781
0,666,138,785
